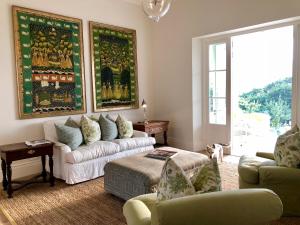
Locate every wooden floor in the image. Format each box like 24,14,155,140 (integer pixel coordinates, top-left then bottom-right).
0,209,12,225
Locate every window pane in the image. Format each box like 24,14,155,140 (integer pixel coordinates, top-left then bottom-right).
216,43,226,70
209,72,216,97
209,45,216,71
216,71,226,97
209,98,226,125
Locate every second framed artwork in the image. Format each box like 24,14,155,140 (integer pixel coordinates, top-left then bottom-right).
89,21,139,112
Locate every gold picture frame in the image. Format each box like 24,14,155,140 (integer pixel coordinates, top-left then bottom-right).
13,6,86,119
89,21,139,112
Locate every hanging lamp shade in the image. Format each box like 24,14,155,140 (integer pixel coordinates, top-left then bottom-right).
142,0,172,22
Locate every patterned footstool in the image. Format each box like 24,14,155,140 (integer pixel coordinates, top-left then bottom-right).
104,147,209,200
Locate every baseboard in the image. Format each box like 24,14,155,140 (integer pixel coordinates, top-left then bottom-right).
0,158,42,180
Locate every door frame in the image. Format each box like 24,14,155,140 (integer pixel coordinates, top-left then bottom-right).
199,19,300,149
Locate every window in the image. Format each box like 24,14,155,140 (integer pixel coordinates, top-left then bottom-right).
209,43,227,125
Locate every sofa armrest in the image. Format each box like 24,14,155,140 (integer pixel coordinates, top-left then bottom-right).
256,152,275,160
156,189,282,225
123,200,151,225
52,142,72,180
133,130,148,138
259,166,300,185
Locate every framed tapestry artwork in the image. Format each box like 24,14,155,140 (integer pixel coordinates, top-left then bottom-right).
12,6,86,119
89,21,139,112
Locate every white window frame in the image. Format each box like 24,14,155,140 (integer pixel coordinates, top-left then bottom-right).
199,19,300,147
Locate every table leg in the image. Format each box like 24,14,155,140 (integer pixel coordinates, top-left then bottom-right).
6,161,12,198
41,155,47,182
163,131,168,146
1,159,8,191
48,154,54,187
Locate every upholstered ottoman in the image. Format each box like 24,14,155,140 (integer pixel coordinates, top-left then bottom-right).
104,147,209,200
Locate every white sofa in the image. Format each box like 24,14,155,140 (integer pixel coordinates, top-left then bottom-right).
43,119,156,184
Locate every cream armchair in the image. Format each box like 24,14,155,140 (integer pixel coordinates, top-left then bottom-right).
123,189,282,225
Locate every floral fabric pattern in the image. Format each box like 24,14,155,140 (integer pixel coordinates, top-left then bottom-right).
191,158,221,193
80,115,101,145
157,157,195,201
116,115,133,139
274,125,300,168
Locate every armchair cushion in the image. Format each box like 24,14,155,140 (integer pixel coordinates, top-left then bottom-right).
274,125,300,168
238,155,276,184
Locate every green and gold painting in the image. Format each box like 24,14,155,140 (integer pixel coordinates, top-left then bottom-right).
13,6,86,119
89,21,139,112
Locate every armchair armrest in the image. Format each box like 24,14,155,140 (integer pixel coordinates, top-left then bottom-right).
123,200,151,225
156,189,282,225
256,152,275,160
259,166,300,184
133,130,148,138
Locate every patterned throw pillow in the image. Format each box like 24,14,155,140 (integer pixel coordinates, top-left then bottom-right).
116,115,133,139
99,115,118,141
65,117,80,128
157,157,196,201
80,115,101,145
191,158,221,193
55,124,83,150
274,125,300,168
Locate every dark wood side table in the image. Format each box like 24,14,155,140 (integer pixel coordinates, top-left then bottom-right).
133,120,169,146
0,142,54,198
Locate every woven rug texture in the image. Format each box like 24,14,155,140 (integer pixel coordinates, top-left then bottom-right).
0,160,299,225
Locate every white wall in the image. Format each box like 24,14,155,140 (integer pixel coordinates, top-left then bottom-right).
152,0,300,151
0,0,153,178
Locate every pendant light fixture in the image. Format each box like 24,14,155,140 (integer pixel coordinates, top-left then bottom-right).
142,0,172,22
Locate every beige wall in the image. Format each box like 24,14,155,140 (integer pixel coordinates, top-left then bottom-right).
152,0,300,150
0,0,153,178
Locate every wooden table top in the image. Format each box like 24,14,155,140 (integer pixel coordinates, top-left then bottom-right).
0,142,53,153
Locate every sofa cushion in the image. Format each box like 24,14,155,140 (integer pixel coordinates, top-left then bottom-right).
99,114,118,141
274,125,300,168
116,115,133,138
80,115,101,145
55,124,83,151
238,155,276,184
113,137,156,151
65,141,120,164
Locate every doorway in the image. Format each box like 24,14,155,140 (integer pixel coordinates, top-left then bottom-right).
231,26,294,156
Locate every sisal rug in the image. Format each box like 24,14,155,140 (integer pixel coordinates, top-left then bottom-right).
0,160,299,225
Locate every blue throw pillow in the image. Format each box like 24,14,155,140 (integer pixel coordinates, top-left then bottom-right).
55,124,83,150
99,115,118,141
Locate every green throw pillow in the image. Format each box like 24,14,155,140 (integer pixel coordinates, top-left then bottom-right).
116,115,133,139
274,125,300,168
191,158,221,193
80,115,101,145
65,117,80,128
157,157,195,201
55,124,83,150
99,115,118,141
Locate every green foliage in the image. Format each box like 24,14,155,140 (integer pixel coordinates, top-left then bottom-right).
239,77,292,130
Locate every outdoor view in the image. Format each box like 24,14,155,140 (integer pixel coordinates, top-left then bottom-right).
231,26,294,156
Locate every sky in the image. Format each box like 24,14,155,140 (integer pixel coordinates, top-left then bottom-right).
231,25,293,95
